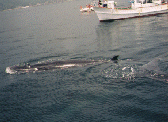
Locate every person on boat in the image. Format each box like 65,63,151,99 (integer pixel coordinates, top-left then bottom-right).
103,0,107,8
88,4,91,9
98,0,102,6
80,6,83,10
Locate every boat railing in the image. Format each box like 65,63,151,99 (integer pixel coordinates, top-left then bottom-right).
115,6,132,9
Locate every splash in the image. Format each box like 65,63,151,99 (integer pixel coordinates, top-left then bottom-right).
140,57,168,82
102,55,168,82
5,67,17,74
102,63,138,80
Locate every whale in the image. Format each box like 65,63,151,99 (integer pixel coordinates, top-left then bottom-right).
5,55,119,74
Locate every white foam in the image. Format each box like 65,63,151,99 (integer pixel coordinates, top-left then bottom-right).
122,67,127,70
102,64,137,80
34,68,38,71
5,67,17,74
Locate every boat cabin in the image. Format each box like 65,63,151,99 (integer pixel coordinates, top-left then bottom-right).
93,0,116,9
131,0,164,9
93,0,166,9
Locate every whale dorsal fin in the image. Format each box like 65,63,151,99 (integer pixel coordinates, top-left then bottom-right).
111,55,119,61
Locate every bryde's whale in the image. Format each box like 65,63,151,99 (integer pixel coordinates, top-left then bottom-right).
5,55,119,74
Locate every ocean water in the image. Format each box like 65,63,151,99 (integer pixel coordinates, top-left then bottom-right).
0,0,168,121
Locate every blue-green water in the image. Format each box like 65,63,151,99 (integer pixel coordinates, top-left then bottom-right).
0,0,168,121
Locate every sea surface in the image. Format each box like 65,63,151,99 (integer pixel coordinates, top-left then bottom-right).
0,0,168,121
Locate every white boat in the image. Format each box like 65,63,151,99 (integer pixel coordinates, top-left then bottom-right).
93,0,168,21
80,7,94,12
80,5,94,12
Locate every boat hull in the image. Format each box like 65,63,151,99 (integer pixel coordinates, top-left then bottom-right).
94,4,168,21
